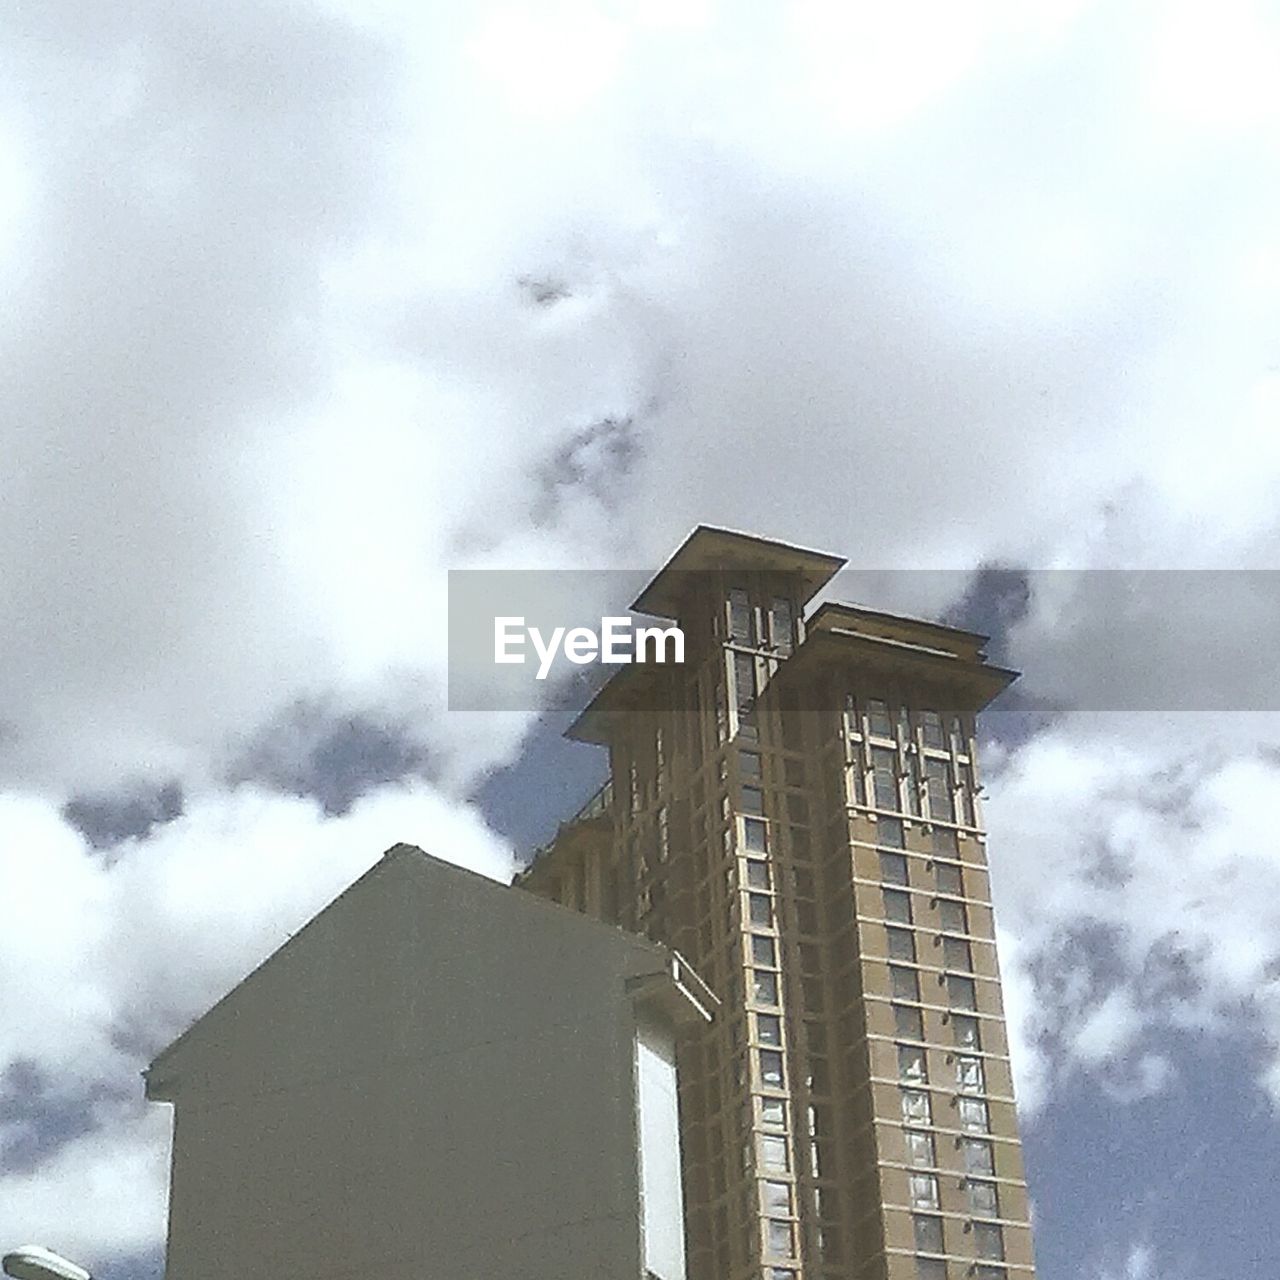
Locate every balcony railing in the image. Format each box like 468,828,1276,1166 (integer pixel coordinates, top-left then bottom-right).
523,777,614,871
574,777,614,823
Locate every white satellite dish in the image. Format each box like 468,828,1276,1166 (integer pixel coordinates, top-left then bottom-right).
1,1246,92,1280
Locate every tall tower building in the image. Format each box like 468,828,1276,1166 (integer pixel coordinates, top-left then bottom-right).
518,527,1036,1280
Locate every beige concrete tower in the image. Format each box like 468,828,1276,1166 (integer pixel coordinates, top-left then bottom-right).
518,527,1037,1280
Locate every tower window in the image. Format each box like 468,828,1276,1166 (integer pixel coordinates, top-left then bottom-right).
758,1049,785,1087
845,765,865,807
897,1044,928,1082
770,597,794,654
974,1222,1005,1261
872,747,899,809
760,1096,786,1127
890,966,921,1001
756,1014,783,1046
883,888,913,924
900,1088,932,1124
904,1128,936,1167
734,653,756,711
909,1172,940,1210
867,699,893,739
764,1218,794,1257
967,1179,1000,1217
961,1138,995,1177
938,899,968,934
887,928,917,963
762,1181,792,1215
925,758,954,822
877,815,905,847
752,970,779,1006
912,1213,944,1254
931,826,959,856
906,753,922,816
959,1096,990,1133
956,1055,985,1092
759,1134,789,1171
880,851,909,886
934,862,963,896
893,1004,924,1040
729,588,753,643
943,936,973,972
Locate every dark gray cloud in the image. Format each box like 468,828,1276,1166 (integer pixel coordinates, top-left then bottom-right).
0,4,1277,1276
91,1251,162,1280
229,705,434,816
943,566,1033,664
516,274,573,307
63,782,183,851
0,1061,99,1176
531,415,641,527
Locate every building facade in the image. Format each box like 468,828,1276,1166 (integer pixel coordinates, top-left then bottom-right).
147,845,713,1280
518,528,1037,1280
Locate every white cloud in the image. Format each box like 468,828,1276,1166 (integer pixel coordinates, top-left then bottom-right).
1073,989,1145,1064
0,783,512,1263
1089,1236,1198,1280
1098,1241,1157,1280
1145,0,1280,131
466,2,629,120
0,1101,170,1264
1,0,1277,798
985,716,1280,1112
0,0,1278,1270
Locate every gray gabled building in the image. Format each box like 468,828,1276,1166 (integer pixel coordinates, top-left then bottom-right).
146,843,715,1280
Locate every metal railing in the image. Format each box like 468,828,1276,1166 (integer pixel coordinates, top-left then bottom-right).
574,776,613,822
522,777,614,871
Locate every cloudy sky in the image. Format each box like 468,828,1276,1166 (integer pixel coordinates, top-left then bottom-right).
2,1,1278,1276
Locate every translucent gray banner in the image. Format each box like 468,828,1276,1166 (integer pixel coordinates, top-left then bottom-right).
447,568,1280,713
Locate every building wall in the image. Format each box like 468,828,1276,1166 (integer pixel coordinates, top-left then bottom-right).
152,850,682,1280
